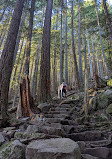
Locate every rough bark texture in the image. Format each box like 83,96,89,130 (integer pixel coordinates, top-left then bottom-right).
53,10,58,93
83,69,89,116
71,0,80,89
39,0,53,102
23,0,36,75
13,1,28,65
0,0,25,126
31,41,41,98
20,76,41,117
103,0,112,47
78,0,83,84
95,0,109,77
65,0,68,84
87,30,93,79
60,4,63,85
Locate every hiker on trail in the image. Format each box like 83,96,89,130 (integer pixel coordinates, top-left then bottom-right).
62,82,67,97
58,82,67,99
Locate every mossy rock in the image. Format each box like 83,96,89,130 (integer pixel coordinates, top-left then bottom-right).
14,132,44,140
0,140,25,159
106,104,112,115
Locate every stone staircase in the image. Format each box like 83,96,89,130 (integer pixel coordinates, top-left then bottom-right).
1,97,112,159
36,101,112,159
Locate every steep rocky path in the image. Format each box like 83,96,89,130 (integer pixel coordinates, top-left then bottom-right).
1,89,112,158
41,99,112,159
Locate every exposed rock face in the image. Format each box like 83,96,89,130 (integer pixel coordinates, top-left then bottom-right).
0,133,5,146
37,103,52,113
81,154,99,159
0,140,25,159
106,103,112,115
97,89,112,109
26,138,81,159
85,147,111,159
67,131,102,141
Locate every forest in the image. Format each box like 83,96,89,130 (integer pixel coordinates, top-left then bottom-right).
0,0,112,158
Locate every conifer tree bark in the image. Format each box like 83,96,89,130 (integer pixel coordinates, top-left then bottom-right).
71,0,80,89
86,30,93,79
39,0,53,102
65,0,68,84
60,3,63,84
78,0,83,84
53,10,58,92
103,0,112,47
0,0,25,125
95,0,109,77
23,0,36,75
13,0,28,65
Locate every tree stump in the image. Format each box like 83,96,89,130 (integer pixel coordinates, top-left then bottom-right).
20,75,41,117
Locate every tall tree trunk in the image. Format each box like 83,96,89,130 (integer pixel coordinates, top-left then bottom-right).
71,0,80,89
53,10,58,92
78,0,83,84
31,41,41,99
95,46,100,76
91,35,96,74
95,0,109,77
60,3,63,84
13,0,28,65
23,0,36,75
39,0,53,102
103,0,112,47
65,0,68,84
0,0,25,126
86,30,93,79
9,39,24,99
0,15,11,48
83,34,87,70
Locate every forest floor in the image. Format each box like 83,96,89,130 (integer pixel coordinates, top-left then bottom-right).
0,87,112,159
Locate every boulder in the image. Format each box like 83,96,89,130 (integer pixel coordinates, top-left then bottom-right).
106,104,112,115
26,138,81,159
0,140,25,159
81,154,99,159
37,103,52,113
68,131,102,141
25,125,39,134
85,147,110,159
0,133,5,146
77,141,86,153
14,131,45,141
97,89,112,109
38,126,66,137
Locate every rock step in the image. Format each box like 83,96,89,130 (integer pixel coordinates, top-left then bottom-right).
44,114,69,119
81,154,99,159
38,126,66,137
67,131,103,142
51,107,70,111
45,118,64,123
26,138,81,159
49,111,70,115
56,104,71,108
85,139,111,148
85,147,112,159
